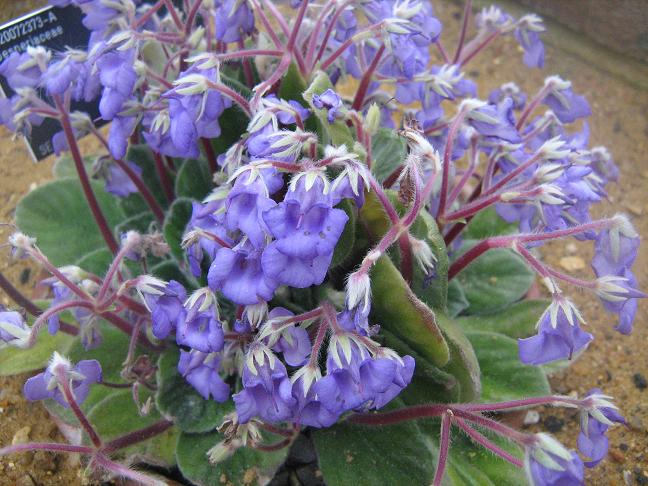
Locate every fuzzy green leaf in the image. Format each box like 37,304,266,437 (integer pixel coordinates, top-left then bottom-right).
15,178,125,267
371,128,406,183
175,158,212,200
456,300,550,339
163,197,194,262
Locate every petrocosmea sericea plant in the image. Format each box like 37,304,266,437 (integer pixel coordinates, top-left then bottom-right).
0,0,641,484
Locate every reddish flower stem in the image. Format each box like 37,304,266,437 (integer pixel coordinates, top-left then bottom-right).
352,44,386,110
432,412,452,486
0,442,94,456
114,159,165,223
201,138,218,174
54,96,118,255
452,0,473,64
102,419,174,453
153,152,175,202
453,417,524,468
55,368,103,448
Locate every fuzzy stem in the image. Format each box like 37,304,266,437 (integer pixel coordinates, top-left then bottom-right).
113,159,165,223
452,0,473,63
457,395,581,413
55,368,102,448
0,442,94,456
304,0,336,67
25,300,93,348
437,109,467,218
435,40,451,64
368,177,400,225
55,97,118,254
447,238,504,280
460,29,501,66
313,0,354,69
153,152,175,202
516,84,551,130
92,453,166,486
453,417,524,468
206,81,251,116
96,239,139,305
102,419,174,453
249,0,284,49
432,411,452,486
0,271,78,336
201,138,218,173
351,44,386,110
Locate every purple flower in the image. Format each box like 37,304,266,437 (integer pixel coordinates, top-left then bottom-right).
0,307,28,345
176,289,224,353
518,299,593,365
208,241,278,305
0,51,43,90
543,78,591,124
514,15,545,68
527,449,584,486
233,344,296,423
139,277,187,340
262,176,348,288
184,199,231,276
108,115,137,160
178,349,229,402
214,0,255,43
312,89,343,123
265,308,311,367
577,389,624,467
96,49,137,120
466,99,521,143
225,175,277,248
264,95,310,126
40,267,91,335
291,368,340,428
103,160,141,197
488,82,527,110
591,225,639,279
23,352,102,408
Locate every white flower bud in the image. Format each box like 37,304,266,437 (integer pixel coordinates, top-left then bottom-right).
346,271,371,313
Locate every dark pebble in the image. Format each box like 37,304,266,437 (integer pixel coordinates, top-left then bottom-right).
620,443,629,452
19,267,30,285
633,373,648,390
634,467,648,485
543,415,565,433
613,120,622,133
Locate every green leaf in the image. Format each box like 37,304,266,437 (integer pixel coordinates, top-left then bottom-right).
278,62,308,102
53,154,95,179
151,260,195,289
465,331,550,403
164,197,194,262
303,71,354,147
176,428,289,486
114,211,156,236
313,413,437,486
371,128,406,183
330,199,356,268
0,332,76,376
435,313,481,402
15,178,125,267
175,158,213,200
156,348,227,433
463,207,517,239
75,247,114,276
409,210,449,311
314,400,527,486
447,280,469,318
370,255,449,367
455,246,534,315
456,300,550,339
86,388,160,440
127,145,170,207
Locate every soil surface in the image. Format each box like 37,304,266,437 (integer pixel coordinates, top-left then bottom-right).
0,1,647,485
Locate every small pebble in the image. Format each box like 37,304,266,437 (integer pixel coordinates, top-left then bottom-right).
633,373,647,390
620,443,629,452
559,256,585,271
523,410,540,426
19,268,30,285
610,448,626,463
565,243,578,254
543,415,564,433
11,426,31,445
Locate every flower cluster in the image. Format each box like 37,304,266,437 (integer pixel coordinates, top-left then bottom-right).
0,0,640,485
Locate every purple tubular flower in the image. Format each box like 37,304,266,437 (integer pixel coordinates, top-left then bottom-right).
266,308,311,367
0,307,28,345
23,353,102,408
96,49,137,120
141,278,187,340
543,84,591,124
577,389,625,467
233,344,296,423
208,241,278,305
518,301,593,365
262,177,348,288
514,28,545,68
312,89,343,123
0,51,42,90
225,175,277,248
108,115,137,160
291,371,340,428
178,349,229,402
184,199,231,276
176,289,224,353
104,160,142,197
214,0,255,43
528,450,584,486
467,99,521,143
